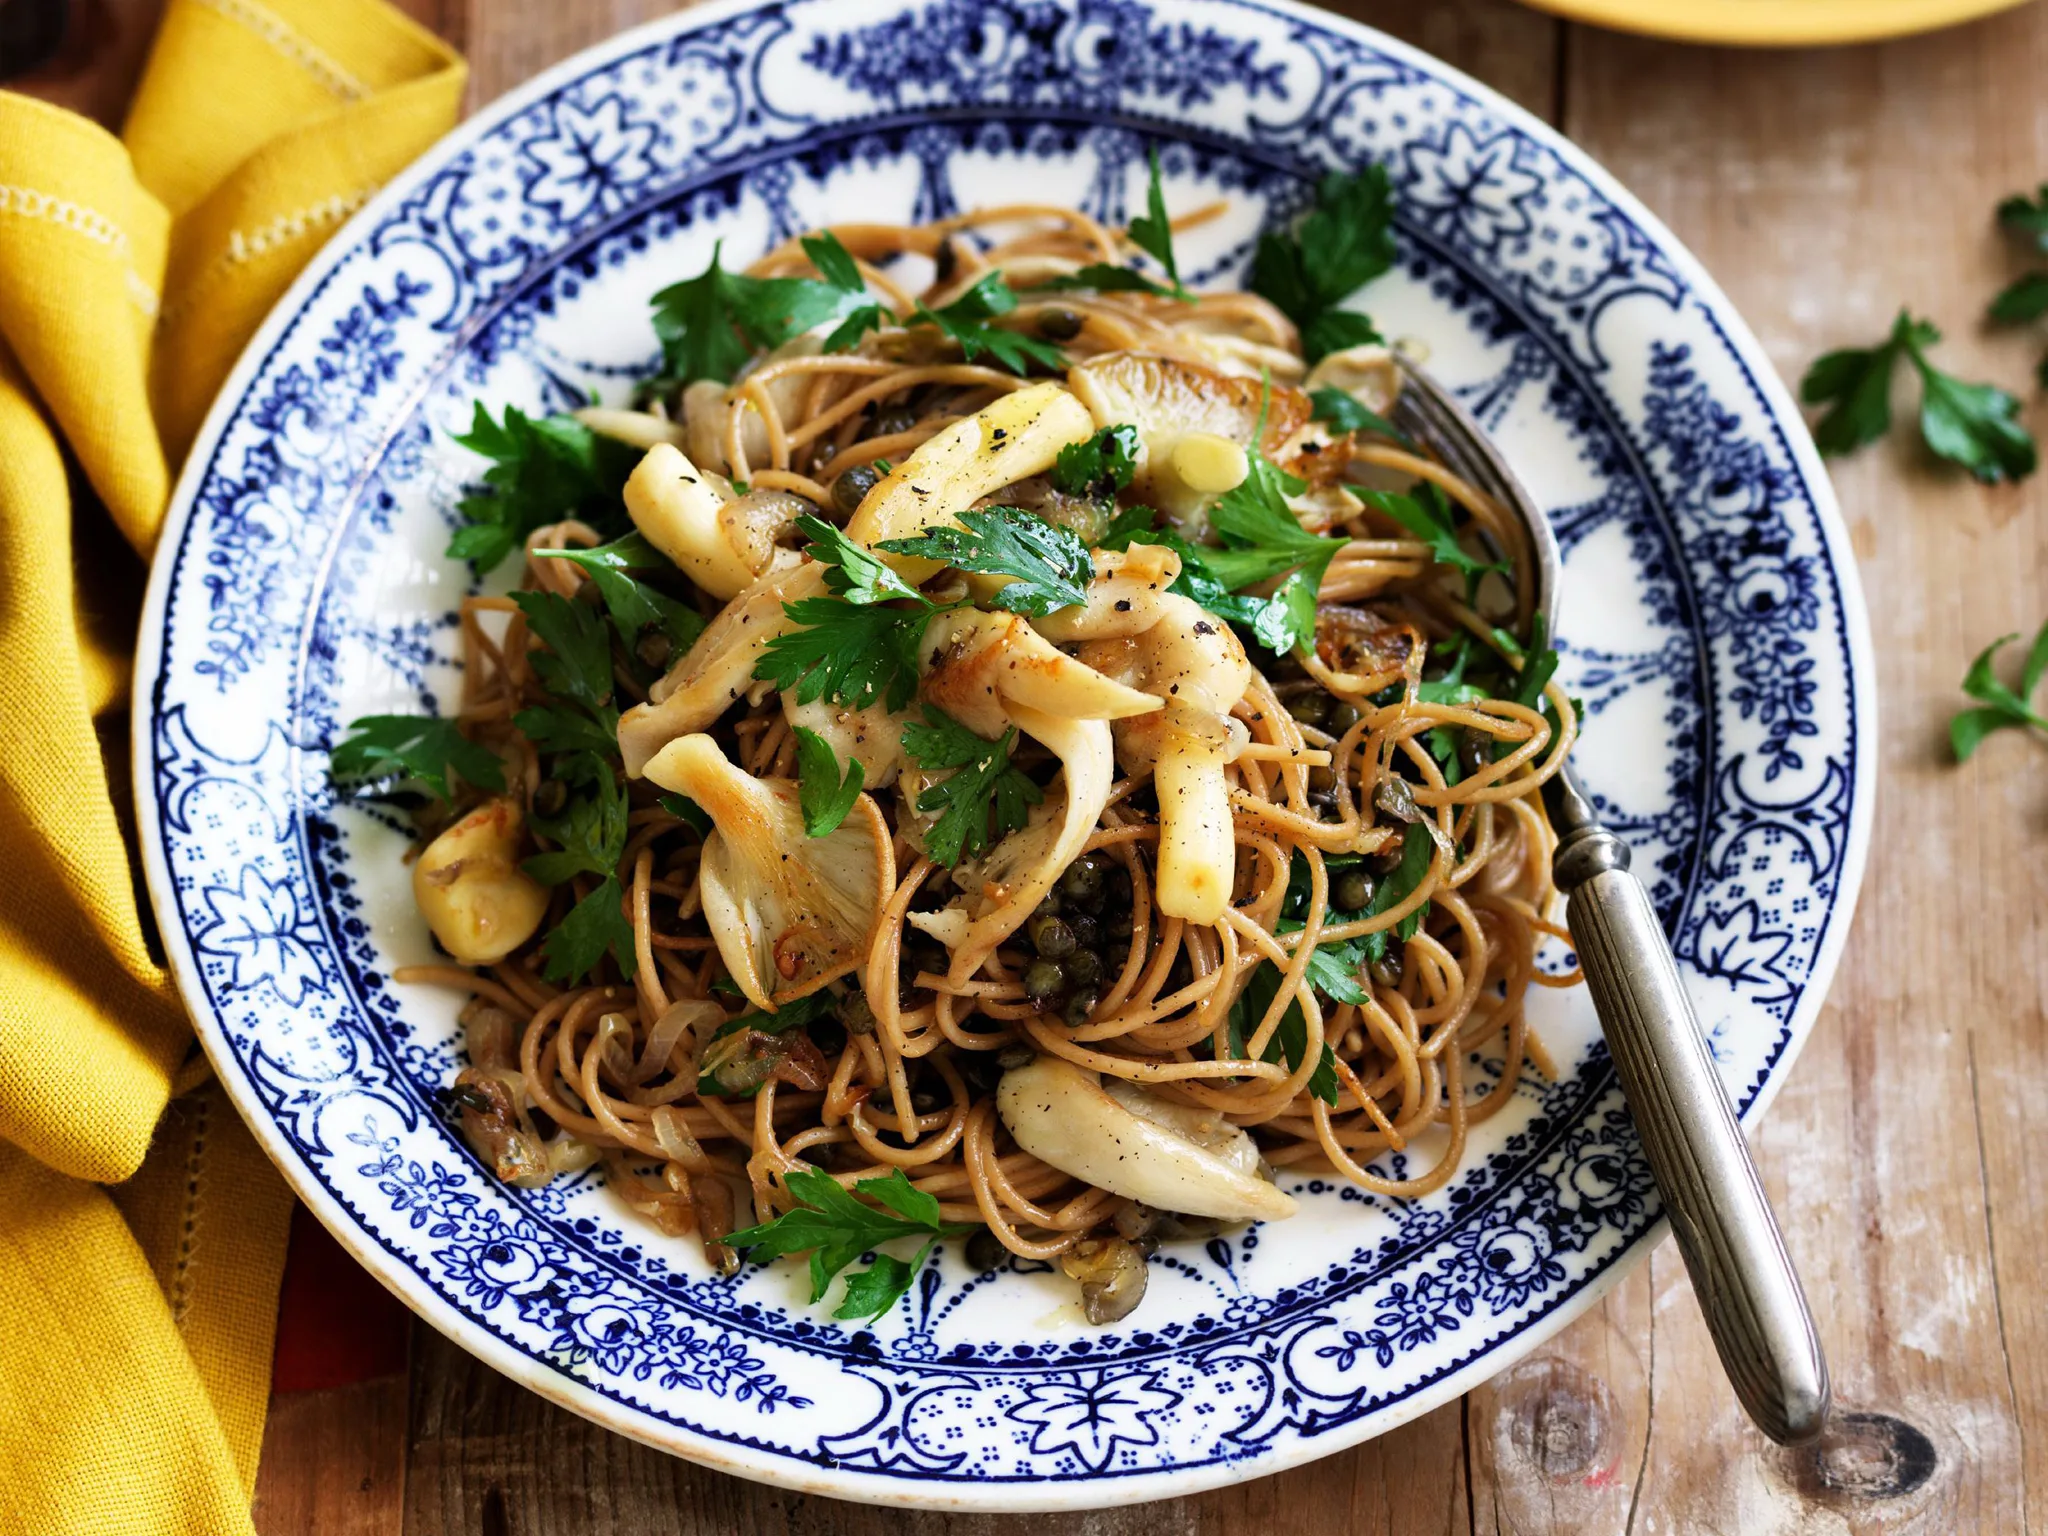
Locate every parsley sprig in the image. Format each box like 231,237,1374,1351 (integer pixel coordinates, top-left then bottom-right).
902,706,1043,866
793,726,866,837
1950,617,2048,761
1250,166,1394,363
1359,482,1506,588
1126,146,1189,300
532,533,705,660
504,590,637,982
329,715,505,802
1309,386,1407,445
879,507,1093,616
651,232,885,384
757,599,932,712
1050,423,1141,499
908,272,1066,375
446,404,636,573
726,1167,974,1323
756,516,942,710
1991,187,2048,387
1029,148,1186,298
1801,309,2036,484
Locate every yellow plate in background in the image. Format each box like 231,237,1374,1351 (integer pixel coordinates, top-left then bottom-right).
1515,0,2033,46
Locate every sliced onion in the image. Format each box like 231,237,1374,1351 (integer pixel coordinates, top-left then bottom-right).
650,1104,711,1173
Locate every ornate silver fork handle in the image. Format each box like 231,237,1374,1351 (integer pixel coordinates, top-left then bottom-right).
1392,357,1830,1445
1545,767,1829,1444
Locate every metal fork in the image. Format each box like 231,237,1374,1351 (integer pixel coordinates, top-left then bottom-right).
1387,358,1832,1446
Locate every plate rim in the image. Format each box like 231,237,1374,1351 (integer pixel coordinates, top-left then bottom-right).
1512,0,2027,46
132,0,1877,1508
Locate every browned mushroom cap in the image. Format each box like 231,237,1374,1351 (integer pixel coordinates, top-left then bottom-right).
640,733,892,1012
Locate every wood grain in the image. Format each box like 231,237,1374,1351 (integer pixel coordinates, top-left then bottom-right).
1526,13,2048,1533
252,1374,411,1536
242,0,2048,1532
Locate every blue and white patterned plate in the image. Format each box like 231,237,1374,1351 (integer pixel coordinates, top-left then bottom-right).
133,0,1874,1510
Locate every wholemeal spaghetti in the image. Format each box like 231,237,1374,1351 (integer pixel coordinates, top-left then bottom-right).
344,169,1581,1325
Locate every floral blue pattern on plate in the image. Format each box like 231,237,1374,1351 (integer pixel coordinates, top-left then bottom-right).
133,0,1874,1509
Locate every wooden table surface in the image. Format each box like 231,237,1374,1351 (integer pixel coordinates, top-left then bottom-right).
27,0,2048,1529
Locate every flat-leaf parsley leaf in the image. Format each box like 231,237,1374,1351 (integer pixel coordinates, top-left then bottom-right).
879,506,1093,616
1249,166,1394,363
794,726,866,837
902,706,1043,866
329,715,504,802
726,1166,975,1323
1950,617,2048,761
1801,309,2036,483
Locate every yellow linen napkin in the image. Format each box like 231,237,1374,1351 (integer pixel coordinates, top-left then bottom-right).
0,3,464,1531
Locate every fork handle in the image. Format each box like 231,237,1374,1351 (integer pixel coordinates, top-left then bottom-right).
1549,776,1830,1445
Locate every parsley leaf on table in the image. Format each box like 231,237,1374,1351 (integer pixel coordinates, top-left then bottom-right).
1050,423,1142,498
651,233,881,384
328,715,504,802
1249,165,1395,364
1309,385,1408,445
901,706,1043,866
910,272,1067,375
756,598,931,711
446,404,636,573
1126,145,1189,300
532,533,705,656
725,1166,975,1323
1988,271,2048,325
794,725,866,837
1991,189,2048,388
1998,185,2048,252
511,590,617,713
1950,618,2048,761
879,506,1093,616
1801,309,2036,483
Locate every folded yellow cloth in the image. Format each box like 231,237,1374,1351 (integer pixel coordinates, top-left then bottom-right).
0,4,464,1531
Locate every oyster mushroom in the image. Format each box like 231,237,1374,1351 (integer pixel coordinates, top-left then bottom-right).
919,607,1163,737
411,798,550,964
844,382,1097,577
914,610,1158,983
1302,342,1400,416
934,703,1115,986
1066,353,1311,522
640,733,892,1010
997,1056,1298,1222
1030,542,1183,644
1076,594,1253,924
623,442,802,600
617,560,826,777
783,694,912,789
572,405,689,450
